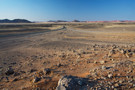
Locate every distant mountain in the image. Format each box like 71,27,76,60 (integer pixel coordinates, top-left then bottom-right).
48,20,67,22
0,19,32,23
73,20,80,22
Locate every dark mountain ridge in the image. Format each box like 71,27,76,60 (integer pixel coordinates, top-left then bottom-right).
0,19,32,23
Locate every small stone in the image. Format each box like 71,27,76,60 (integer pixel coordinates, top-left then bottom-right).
5,67,14,75
110,58,114,61
30,69,37,73
108,82,112,85
114,83,119,87
34,87,40,90
13,72,20,76
94,61,97,64
33,77,41,83
108,50,115,57
101,65,106,70
92,72,98,77
100,61,106,64
120,49,126,54
78,80,83,86
126,76,129,79
43,68,51,75
112,86,114,89
101,76,107,80
3,77,9,82
112,69,118,72
20,71,26,73
108,74,113,78
119,80,123,83
12,78,18,82
57,63,62,67
125,53,130,58
87,61,91,63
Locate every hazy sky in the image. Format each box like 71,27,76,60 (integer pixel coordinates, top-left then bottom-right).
0,0,135,21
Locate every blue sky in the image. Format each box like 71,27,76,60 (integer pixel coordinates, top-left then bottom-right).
0,0,135,21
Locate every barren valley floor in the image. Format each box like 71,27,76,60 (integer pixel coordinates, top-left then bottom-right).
0,23,135,89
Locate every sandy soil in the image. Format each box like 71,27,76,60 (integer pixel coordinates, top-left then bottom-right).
0,23,135,90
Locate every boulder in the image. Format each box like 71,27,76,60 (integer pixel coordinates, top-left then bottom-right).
56,75,89,90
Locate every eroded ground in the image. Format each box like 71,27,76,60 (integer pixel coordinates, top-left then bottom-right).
0,23,135,90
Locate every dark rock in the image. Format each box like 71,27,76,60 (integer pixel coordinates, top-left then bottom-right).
13,72,20,76
0,77,4,81
127,49,132,53
5,67,14,75
34,87,41,90
20,71,26,73
33,77,41,83
10,62,16,65
43,68,51,75
30,69,37,73
12,78,18,82
3,77,9,82
120,49,126,54
57,63,62,67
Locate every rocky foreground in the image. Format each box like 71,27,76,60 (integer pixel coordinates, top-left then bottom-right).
0,23,135,89
0,44,135,90
54,44,135,90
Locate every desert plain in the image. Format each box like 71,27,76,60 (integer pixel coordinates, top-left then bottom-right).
0,22,135,89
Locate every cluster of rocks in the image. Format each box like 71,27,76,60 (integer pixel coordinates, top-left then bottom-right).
32,68,52,83
87,60,135,89
108,45,135,58
1,44,135,89
55,45,135,90
55,59,135,89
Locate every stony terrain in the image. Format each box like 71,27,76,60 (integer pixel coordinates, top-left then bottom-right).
0,22,135,90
